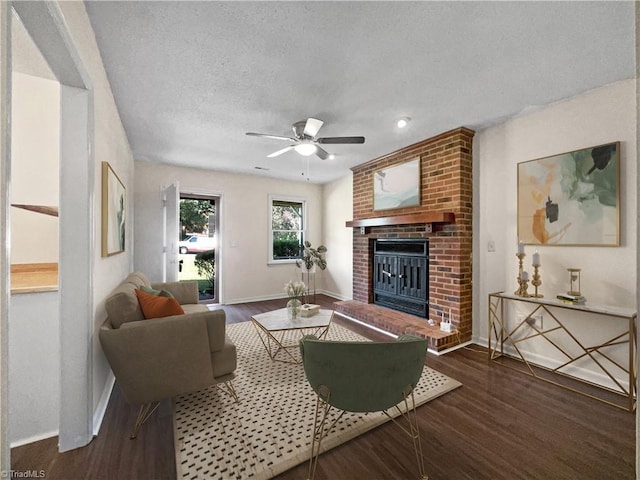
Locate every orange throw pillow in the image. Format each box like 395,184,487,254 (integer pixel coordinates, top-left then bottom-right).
135,288,185,320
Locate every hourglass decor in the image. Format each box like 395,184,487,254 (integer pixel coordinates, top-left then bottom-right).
567,268,582,296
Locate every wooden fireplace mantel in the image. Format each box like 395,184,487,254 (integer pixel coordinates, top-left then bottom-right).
345,212,455,228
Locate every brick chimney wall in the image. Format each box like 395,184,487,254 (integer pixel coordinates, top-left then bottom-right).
350,127,474,343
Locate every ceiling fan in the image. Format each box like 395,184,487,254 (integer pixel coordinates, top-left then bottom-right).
246,117,365,160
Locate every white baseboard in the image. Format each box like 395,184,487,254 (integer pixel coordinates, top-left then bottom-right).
477,334,630,391
223,293,287,305
224,291,346,305
93,372,115,437
10,430,58,449
316,289,351,301
429,340,473,356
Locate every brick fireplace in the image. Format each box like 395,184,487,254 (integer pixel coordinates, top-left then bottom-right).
338,127,474,351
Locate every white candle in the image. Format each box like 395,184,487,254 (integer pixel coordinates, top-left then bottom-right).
521,271,529,281
518,242,525,255
532,251,540,266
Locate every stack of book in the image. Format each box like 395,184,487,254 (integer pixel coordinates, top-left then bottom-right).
556,293,586,305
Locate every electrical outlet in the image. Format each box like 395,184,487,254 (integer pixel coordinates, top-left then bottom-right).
525,314,543,328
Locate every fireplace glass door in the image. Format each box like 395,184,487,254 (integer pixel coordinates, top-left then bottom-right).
373,239,429,317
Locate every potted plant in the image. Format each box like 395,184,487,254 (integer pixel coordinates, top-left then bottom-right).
295,241,327,272
296,241,327,303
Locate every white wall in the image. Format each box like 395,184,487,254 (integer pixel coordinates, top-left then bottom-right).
134,161,324,304
8,292,59,446
634,5,639,474
474,79,636,388
10,72,59,264
0,2,9,472
55,1,135,432
5,2,135,446
8,68,61,446
321,173,353,300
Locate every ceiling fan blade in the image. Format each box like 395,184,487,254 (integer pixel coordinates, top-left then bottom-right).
246,132,297,142
267,146,295,158
315,146,330,160
316,136,365,144
303,118,324,138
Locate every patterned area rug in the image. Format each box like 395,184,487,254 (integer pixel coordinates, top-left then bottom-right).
173,320,461,480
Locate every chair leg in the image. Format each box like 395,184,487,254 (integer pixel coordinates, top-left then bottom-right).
386,387,428,480
308,385,332,480
216,380,240,403
405,391,428,480
130,402,160,439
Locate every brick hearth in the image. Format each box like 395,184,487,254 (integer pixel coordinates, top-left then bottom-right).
334,300,461,351
347,127,474,351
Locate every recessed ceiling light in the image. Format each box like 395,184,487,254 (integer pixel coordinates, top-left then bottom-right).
396,117,410,129
328,154,335,160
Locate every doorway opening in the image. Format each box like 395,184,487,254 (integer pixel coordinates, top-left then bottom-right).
179,194,220,303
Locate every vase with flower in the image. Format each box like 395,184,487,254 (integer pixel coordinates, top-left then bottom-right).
284,280,306,320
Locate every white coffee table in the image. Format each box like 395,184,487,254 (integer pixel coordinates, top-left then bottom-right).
251,308,334,364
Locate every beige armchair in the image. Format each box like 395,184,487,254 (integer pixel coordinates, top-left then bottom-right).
99,272,237,438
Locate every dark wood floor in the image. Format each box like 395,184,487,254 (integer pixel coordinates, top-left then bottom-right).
12,295,635,479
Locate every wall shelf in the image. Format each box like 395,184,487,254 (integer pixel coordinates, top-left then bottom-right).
345,212,454,228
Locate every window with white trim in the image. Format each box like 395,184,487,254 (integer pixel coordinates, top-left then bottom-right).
269,195,305,264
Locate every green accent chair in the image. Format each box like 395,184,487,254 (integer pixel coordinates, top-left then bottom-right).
300,334,429,480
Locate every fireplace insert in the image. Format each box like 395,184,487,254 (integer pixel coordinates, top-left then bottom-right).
372,239,429,317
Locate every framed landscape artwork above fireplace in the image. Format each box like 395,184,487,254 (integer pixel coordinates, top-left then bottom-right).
373,157,420,211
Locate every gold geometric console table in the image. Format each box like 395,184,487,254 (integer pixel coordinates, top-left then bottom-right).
488,292,637,412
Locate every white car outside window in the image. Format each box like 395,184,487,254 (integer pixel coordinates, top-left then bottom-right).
178,235,216,254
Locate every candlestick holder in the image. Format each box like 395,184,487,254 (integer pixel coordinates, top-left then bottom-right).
530,264,543,297
515,276,530,297
514,252,525,295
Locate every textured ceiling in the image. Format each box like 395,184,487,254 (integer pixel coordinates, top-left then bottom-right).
84,1,635,184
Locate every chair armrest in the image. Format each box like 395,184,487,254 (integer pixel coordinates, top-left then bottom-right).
165,309,227,352
151,280,199,304
99,313,214,405
202,308,227,352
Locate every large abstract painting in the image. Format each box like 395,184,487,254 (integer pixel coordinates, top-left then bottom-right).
517,142,619,246
373,157,420,210
102,162,126,256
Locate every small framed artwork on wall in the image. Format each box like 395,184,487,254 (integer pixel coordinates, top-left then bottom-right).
517,142,619,246
373,157,420,211
102,161,126,256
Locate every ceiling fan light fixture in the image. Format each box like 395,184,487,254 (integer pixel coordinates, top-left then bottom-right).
294,143,318,156
396,117,410,129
